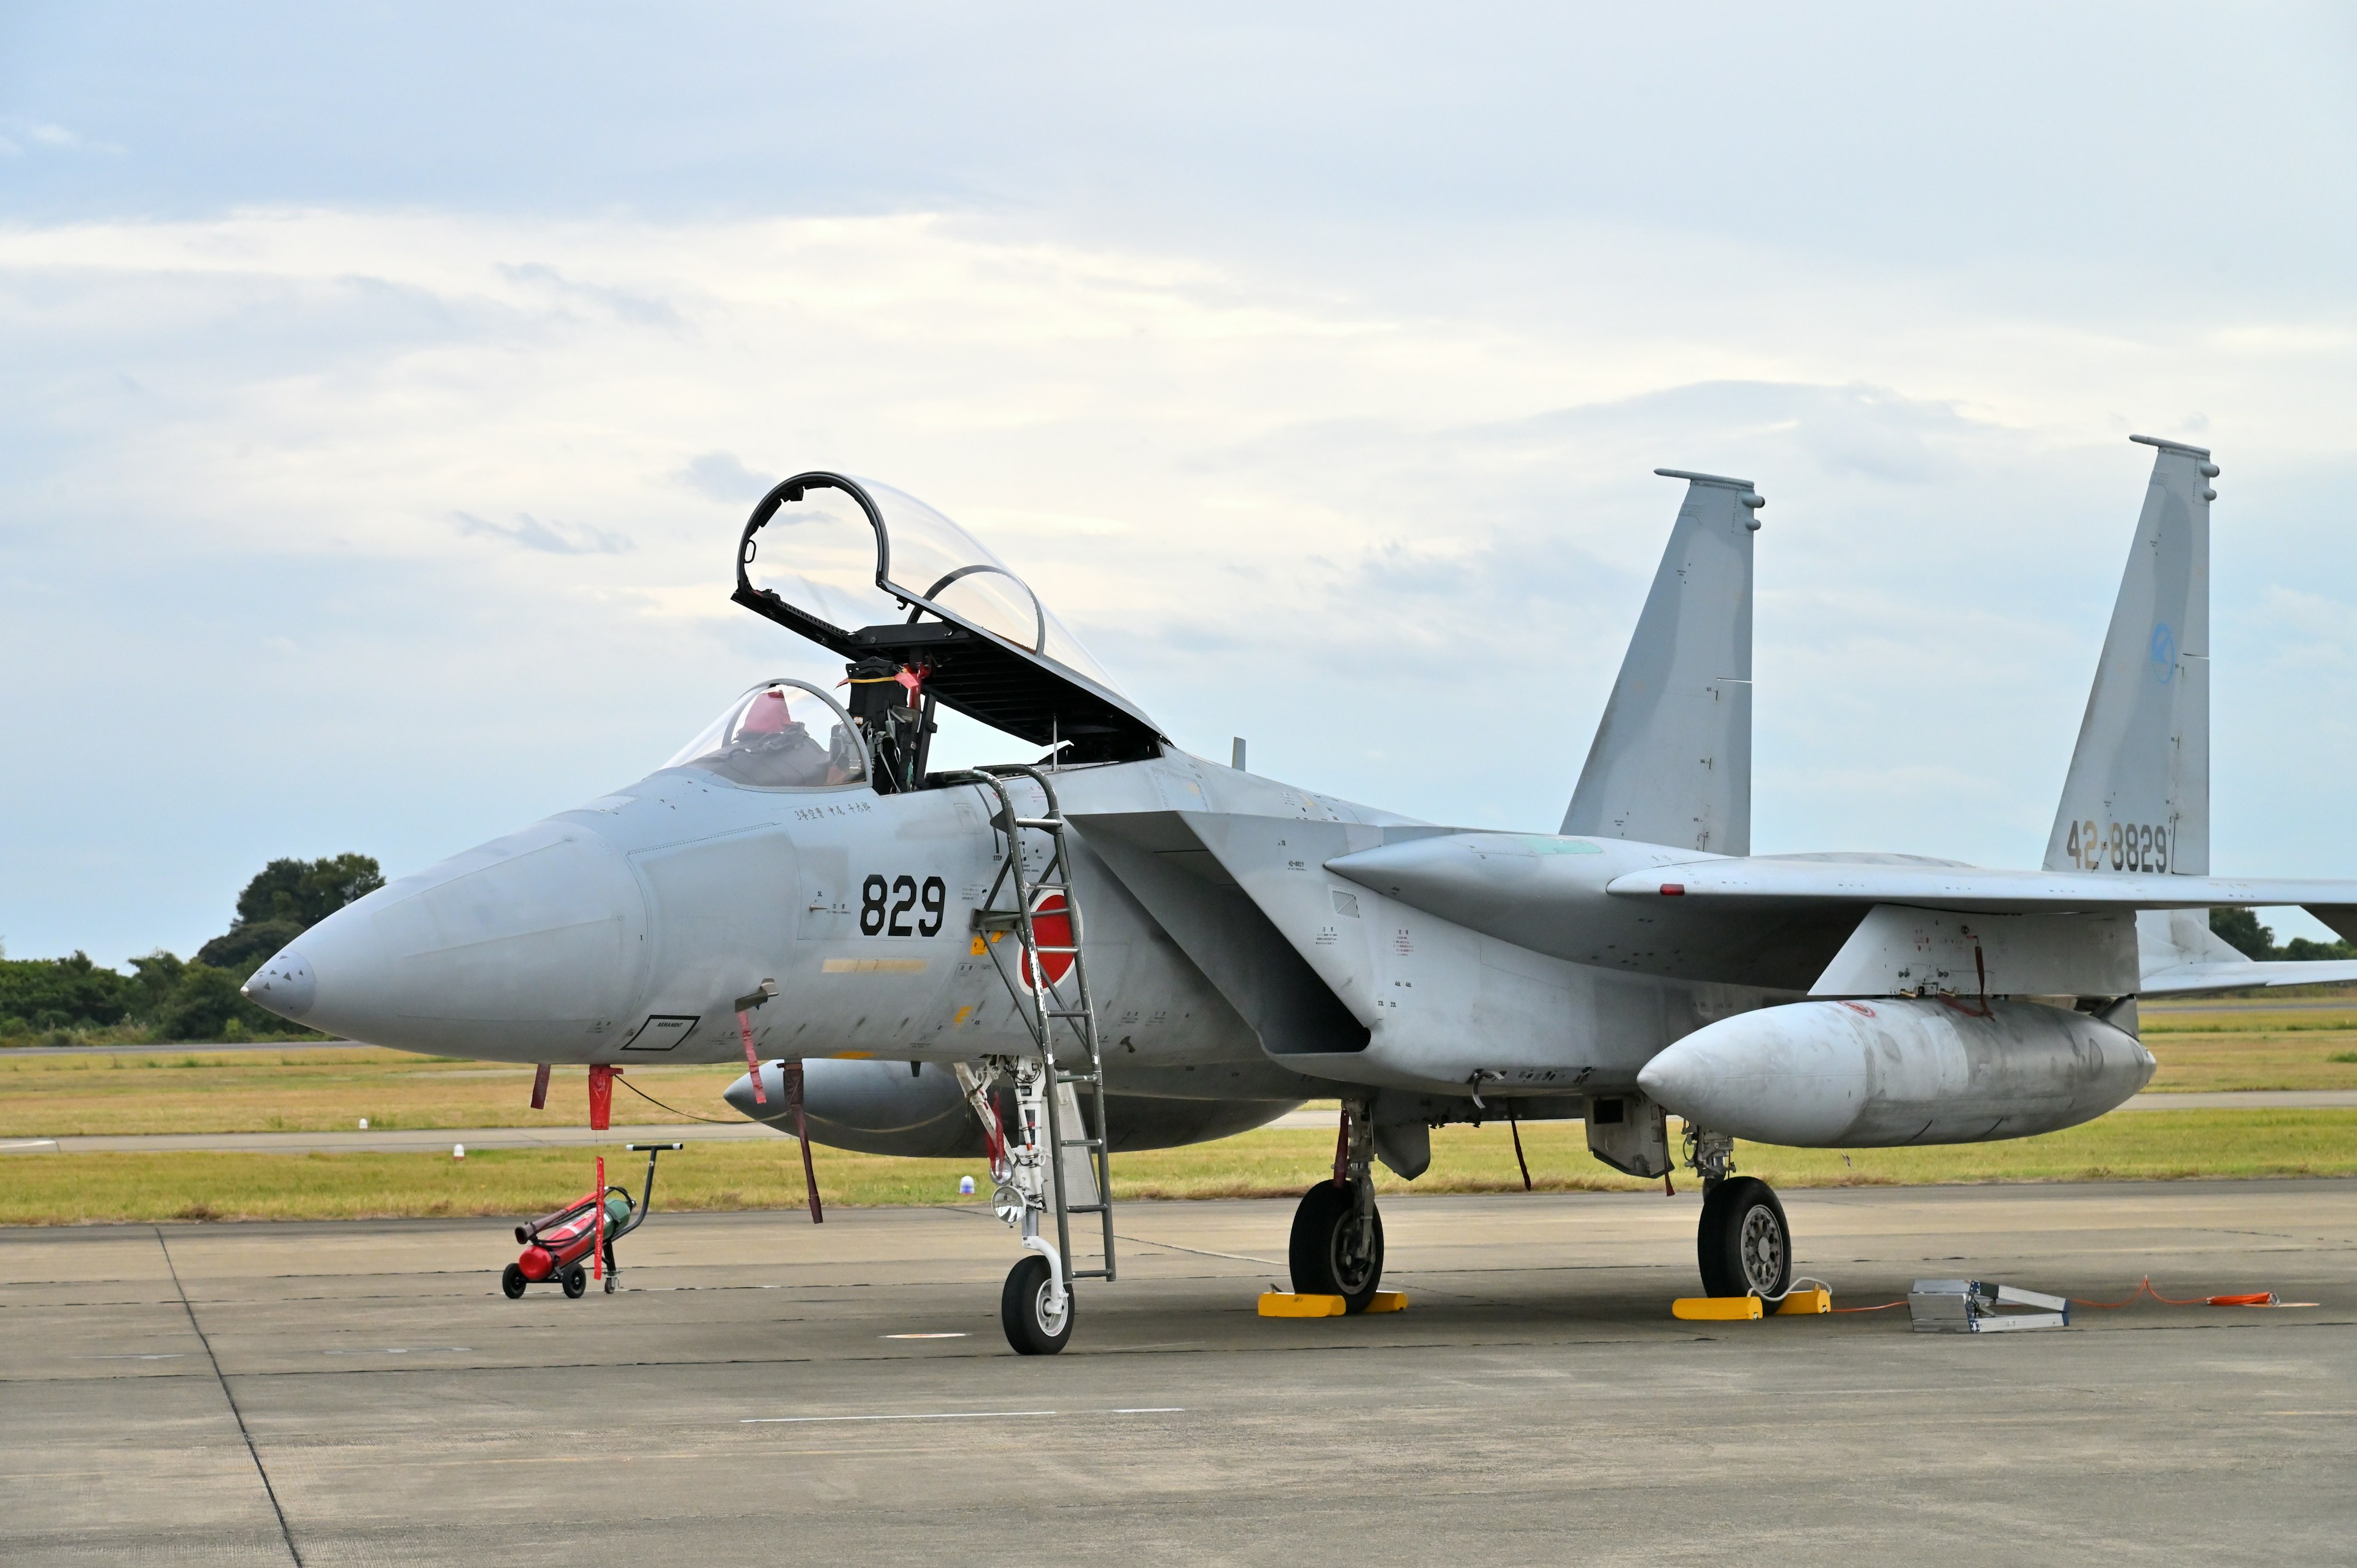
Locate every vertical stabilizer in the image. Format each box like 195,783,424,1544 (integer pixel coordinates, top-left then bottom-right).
2043,436,2216,876
1562,470,1763,854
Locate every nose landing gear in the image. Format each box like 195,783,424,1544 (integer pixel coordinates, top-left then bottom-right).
1686,1129,1792,1300
1000,1252,1075,1354
1288,1099,1385,1312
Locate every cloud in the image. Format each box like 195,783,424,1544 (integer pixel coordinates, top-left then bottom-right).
676,450,776,502
496,261,681,328
452,511,632,555
6,203,2357,964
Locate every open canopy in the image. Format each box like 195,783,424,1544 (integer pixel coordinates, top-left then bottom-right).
731,473,1164,763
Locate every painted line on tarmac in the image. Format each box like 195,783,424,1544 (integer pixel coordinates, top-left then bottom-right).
741,1407,1183,1425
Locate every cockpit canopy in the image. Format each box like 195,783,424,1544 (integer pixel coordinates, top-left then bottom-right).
665,679,868,790
730,474,1163,765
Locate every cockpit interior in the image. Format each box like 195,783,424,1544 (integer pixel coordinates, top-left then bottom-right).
729,473,1167,793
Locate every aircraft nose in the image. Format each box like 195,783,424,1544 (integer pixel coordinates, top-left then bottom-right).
251,820,649,1058
242,950,317,1021
723,1065,783,1122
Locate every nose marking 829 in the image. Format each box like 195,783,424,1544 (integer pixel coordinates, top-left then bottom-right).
860,874,948,937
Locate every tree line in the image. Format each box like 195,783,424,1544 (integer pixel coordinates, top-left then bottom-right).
0,855,383,1045
2209,907,2356,962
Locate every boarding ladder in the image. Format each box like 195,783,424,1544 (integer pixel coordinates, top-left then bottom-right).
946,763,1116,1288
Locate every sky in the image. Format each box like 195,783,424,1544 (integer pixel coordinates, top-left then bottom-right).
4,2,2356,965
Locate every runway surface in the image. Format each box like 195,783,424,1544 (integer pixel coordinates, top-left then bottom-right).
5,1181,2352,1566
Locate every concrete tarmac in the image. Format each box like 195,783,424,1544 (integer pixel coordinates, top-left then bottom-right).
4,1181,2353,1566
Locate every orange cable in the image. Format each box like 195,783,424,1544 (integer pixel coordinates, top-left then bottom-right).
2071,1275,2275,1310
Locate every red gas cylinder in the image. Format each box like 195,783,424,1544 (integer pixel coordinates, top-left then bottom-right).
519,1245,555,1282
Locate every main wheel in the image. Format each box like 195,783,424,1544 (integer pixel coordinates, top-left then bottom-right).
1697,1176,1792,1299
1288,1181,1385,1313
500,1263,527,1299
561,1264,589,1300
1000,1254,1074,1355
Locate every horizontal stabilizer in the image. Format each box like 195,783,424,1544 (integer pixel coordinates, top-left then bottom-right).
2140,959,2357,997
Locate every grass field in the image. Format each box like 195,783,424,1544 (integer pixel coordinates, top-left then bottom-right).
0,1048,745,1138
5,1110,2355,1227
7,1000,2357,1141
2,994,2354,1226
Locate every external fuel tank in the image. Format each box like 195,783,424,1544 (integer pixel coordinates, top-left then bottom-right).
1635,997,2153,1146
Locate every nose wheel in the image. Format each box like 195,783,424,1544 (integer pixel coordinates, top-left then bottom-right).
1000,1254,1075,1354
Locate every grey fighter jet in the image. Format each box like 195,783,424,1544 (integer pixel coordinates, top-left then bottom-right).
245,439,2357,1354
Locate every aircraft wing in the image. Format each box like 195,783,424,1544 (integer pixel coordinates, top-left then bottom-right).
1607,859,2357,927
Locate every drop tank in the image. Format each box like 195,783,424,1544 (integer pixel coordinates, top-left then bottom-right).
1636,997,2154,1146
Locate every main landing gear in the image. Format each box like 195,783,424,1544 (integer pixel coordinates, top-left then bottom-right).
1687,1129,1792,1299
1288,1099,1385,1312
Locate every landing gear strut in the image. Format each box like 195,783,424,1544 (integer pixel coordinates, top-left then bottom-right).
1289,1099,1385,1312
1686,1127,1792,1299
962,1054,1075,1355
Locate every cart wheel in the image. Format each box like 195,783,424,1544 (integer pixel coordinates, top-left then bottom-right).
561,1264,587,1299
500,1263,527,1300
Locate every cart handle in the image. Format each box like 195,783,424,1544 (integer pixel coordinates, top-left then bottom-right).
613,1143,682,1239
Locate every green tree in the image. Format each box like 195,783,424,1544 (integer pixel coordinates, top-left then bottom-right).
155,964,262,1041
128,951,185,1014
2210,907,2277,959
2282,935,2357,961
196,854,384,971
0,952,144,1033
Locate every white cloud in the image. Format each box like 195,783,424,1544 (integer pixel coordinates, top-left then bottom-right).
4,204,2356,962
452,511,632,557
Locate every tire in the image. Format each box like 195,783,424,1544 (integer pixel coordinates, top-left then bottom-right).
999,1254,1074,1356
1287,1181,1385,1313
500,1263,527,1300
561,1264,588,1300
1697,1176,1792,1299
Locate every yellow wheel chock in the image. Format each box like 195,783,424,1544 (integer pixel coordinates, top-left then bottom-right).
1671,1287,1833,1321
1258,1290,1409,1318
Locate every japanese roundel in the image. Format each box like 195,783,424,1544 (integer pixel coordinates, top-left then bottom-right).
1018,892,1075,990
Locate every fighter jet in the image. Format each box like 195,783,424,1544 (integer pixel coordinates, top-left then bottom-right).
245,436,2357,1354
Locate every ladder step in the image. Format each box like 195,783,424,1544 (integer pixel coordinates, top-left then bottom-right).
1013,817,1064,830
1067,1267,1113,1281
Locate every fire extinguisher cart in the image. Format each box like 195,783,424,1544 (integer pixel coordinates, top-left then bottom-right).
501,1143,681,1299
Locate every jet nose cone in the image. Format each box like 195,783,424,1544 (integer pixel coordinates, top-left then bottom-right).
295,820,649,1057
241,949,317,1022
724,1064,789,1122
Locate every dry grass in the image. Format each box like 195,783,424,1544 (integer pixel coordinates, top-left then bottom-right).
0,1049,743,1138
7,1011,2357,1146
2138,1002,2357,1091
6,1111,2353,1227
